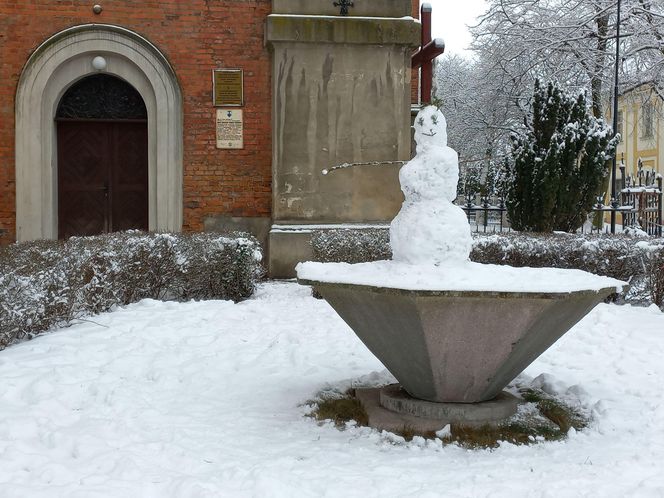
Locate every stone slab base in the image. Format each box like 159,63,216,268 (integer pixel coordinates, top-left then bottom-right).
355,385,520,434
379,384,519,423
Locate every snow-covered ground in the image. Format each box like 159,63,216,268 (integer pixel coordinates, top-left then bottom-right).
0,282,663,497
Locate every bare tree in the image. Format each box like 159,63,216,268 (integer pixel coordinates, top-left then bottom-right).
434,55,515,171
435,0,664,171
471,0,663,109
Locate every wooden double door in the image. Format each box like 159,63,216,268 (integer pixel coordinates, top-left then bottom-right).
57,120,148,239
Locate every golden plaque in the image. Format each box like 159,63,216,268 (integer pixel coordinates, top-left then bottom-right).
213,69,243,107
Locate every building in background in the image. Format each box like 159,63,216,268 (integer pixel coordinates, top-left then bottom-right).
615,82,663,183
606,81,663,234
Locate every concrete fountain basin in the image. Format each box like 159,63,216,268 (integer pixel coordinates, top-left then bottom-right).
298,105,623,419
299,276,616,403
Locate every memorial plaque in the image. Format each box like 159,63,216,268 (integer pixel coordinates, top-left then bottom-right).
213,69,243,106
216,109,243,149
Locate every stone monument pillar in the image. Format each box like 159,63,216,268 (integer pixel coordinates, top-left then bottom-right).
266,0,420,277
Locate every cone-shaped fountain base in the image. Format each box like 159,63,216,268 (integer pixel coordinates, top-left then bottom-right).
302,279,615,403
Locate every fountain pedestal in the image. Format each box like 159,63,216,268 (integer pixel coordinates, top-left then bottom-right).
297,105,623,432
301,278,616,403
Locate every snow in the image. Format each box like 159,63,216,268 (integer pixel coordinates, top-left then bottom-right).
435,424,451,438
0,281,663,497
623,225,649,238
321,160,406,176
621,187,661,193
297,260,625,293
390,106,473,265
271,223,389,234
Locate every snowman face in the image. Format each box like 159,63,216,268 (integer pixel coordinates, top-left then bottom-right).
414,105,447,147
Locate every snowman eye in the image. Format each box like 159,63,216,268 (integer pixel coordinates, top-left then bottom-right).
417,117,424,126
431,115,438,125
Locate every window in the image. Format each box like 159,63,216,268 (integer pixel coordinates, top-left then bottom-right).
617,110,623,142
641,103,654,139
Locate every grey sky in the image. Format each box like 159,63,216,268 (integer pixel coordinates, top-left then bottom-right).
425,0,488,55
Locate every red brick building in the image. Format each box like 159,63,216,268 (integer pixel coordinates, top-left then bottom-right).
0,1,421,256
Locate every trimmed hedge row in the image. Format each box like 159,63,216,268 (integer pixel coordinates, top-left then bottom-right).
0,231,264,349
311,228,392,264
471,232,658,282
310,229,664,306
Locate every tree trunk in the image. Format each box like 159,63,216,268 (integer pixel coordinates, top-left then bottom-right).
591,10,610,118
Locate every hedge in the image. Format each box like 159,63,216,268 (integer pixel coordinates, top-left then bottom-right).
0,231,263,350
310,228,664,307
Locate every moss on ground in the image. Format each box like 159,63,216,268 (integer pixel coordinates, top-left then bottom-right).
310,390,369,427
308,386,589,449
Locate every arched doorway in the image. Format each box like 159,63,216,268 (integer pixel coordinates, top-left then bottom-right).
15,24,183,242
56,74,148,238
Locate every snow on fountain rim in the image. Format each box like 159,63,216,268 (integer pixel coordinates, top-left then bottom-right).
297,261,625,294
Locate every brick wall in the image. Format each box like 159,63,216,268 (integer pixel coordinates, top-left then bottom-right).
0,1,421,245
411,0,420,105
0,0,272,244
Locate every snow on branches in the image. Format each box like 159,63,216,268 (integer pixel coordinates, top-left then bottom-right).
506,80,618,233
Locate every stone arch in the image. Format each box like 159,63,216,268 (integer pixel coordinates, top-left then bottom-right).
15,24,183,240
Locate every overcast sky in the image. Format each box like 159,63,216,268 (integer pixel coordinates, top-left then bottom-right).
424,0,488,56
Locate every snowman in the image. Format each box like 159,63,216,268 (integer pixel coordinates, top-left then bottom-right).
389,105,472,266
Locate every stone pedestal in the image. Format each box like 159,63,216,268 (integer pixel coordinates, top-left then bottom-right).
356,385,520,433
266,1,419,277
300,279,616,403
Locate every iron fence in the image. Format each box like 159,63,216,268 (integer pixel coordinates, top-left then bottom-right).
592,177,663,236
455,176,662,236
456,196,510,233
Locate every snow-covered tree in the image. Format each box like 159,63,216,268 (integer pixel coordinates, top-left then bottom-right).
484,159,506,197
470,0,664,119
506,81,619,232
459,162,484,200
434,56,514,172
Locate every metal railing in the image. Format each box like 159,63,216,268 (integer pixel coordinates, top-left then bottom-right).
456,195,510,233
593,177,663,236
456,177,663,236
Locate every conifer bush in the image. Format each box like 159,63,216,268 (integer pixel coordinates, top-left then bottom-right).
506,81,618,232
0,231,263,349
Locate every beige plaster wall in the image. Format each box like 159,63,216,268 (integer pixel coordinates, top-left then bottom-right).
265,6,419,276
272,0,413,17
268,17,419,224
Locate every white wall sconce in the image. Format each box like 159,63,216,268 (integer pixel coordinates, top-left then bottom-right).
92,56,107,71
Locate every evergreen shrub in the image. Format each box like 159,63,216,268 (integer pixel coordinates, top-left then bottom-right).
0,231,263,349
506,80,618,232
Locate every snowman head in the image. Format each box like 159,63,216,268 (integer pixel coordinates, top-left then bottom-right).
413,105,448,148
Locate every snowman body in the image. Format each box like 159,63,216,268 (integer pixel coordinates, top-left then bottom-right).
390,106,472,266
